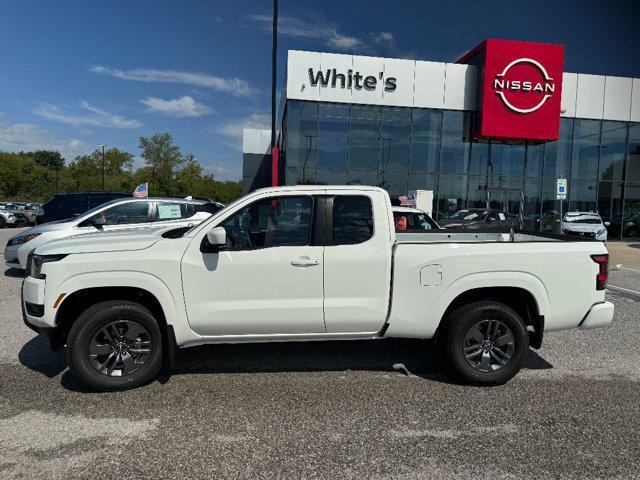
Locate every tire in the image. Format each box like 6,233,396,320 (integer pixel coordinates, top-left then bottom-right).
442,301,529,386
0,217,5,228
66,300,163,391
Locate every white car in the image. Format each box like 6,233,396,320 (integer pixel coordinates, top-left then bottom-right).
5,197,222,269
561,212,609,241
392,206,439,231
22,185,613,391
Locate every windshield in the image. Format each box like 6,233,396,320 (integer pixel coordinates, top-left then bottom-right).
564,214,602,224
179,195,246,237
449,209,484,221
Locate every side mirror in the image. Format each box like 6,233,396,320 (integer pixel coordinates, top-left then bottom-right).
202,226,226,253
92,217,107,226
604,221,610,227
207,226,226,246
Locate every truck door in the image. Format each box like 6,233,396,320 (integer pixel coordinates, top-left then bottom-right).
322,191,393,333
181,193,326,336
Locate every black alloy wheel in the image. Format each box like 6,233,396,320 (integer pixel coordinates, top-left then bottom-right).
67,300,163,391
442,301,529,385
88,320,152,378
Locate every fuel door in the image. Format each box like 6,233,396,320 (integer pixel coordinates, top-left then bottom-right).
420,264,442,286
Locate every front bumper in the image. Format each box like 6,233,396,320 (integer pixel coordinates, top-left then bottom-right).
4,244,21,268
579,301,614,330
22,276,64,349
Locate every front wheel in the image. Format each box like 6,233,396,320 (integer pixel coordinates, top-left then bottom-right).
67,300,163,391
442,301,529,386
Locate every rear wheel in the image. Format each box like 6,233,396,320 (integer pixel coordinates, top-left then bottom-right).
0,217,5,228
443,301,528,385
67,300,163,391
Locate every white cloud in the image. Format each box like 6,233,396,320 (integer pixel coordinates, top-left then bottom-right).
89,66,257,97
210,112,270,150
0,120,90,160
375,32,395,44
212,16,224,23
34,101,142,129
249,14,367,52
141,95,213,117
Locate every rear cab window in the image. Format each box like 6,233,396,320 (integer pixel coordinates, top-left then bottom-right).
332,195,373,245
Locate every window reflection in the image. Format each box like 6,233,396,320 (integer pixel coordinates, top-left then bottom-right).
626,123,640,183
379,108,411,173
571,119,600,181
544,118,573,179
440,111,471,175
599,121,627,181
349,106,380,171
318,104,349,170
411,109,441,172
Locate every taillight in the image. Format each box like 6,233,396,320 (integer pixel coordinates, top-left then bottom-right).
591,254,609,290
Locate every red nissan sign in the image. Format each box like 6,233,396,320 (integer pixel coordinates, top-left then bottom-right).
460,39,565,142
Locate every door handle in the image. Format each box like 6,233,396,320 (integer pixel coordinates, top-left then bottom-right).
290,257,320,267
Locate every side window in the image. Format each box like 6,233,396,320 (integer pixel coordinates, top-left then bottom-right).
333,195,373,245
91,202,149,225
221,196,313,250
154,202,188,221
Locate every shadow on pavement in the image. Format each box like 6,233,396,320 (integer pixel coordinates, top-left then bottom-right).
4,267,24,278
628,243,640,249
20,336,554,392
18,335,67,378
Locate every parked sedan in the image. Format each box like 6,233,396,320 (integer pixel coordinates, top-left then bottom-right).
438,209,518,229
4,197,223,269
561,212,608,241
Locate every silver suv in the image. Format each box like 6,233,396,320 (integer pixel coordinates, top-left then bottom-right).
4,197,224,269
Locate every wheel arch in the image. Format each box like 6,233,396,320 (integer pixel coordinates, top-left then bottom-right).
52,271,201,349
437,285,546,350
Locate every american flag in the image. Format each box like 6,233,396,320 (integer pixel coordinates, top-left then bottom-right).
399,192,416,206
132,182,148,198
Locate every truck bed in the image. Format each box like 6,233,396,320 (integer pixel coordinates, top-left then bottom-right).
396,228,599,244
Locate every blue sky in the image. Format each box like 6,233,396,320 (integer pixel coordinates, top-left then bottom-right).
0,0,638,181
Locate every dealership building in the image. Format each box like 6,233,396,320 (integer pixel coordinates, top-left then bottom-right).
243,39,640,238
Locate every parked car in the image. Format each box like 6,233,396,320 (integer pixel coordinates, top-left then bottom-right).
392,206,439,231
0,204,21,228
561,212,609,241
22,185,613,391
5,197,222,269
438,208,518,229
36,191,130,224
10,203,37,225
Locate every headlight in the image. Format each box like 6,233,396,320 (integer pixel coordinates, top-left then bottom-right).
8,233,41,246
28,254,67,279
597,229,606,236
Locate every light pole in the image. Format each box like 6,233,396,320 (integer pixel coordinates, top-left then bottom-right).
98,144,106,190
270,0,278,186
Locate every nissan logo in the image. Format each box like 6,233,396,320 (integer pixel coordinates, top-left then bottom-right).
492,58,556,114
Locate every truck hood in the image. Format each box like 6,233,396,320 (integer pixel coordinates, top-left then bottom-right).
562,223,604,233
35,228,162,255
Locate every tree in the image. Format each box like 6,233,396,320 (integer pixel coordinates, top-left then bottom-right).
139,133,184,196
64,148,134,192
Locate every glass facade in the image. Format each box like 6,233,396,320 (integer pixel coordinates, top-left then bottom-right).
282,100,640,239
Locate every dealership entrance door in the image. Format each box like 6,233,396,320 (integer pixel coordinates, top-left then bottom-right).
487,188,525,229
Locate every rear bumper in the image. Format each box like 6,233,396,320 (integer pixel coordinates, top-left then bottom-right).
579,301,614,330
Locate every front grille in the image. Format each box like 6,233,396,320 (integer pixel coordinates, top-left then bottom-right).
565,230,596,238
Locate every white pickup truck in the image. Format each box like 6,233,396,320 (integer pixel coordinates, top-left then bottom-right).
22,185,614,391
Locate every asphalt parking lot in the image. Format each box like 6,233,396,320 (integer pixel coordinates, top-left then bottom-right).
0,227,639,479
